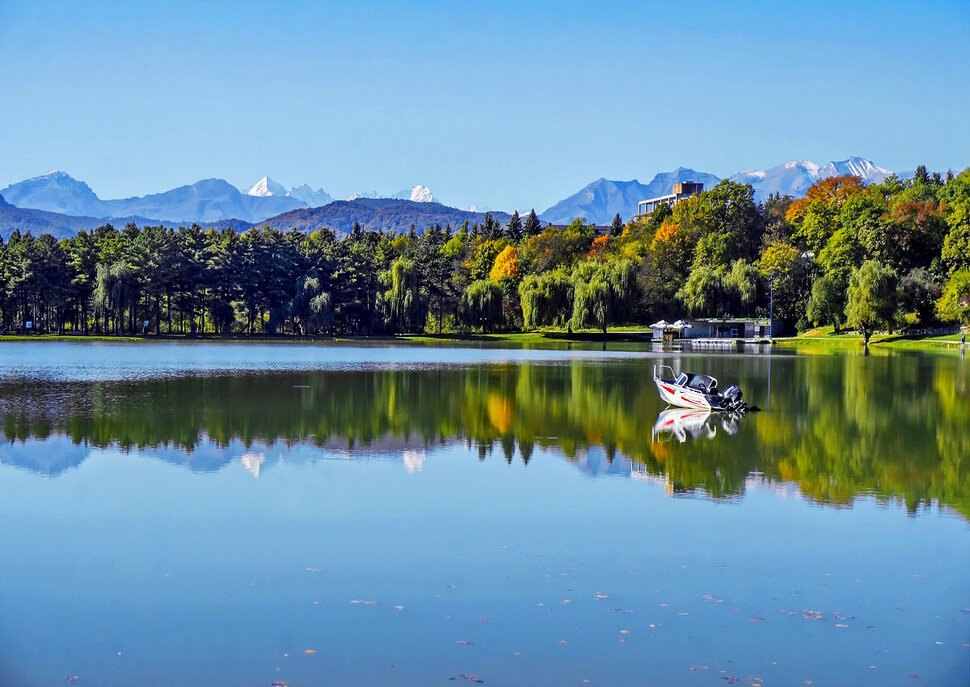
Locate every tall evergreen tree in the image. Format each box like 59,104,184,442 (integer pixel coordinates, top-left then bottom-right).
609,213,623,237
506,210,523,242
523,209,542,238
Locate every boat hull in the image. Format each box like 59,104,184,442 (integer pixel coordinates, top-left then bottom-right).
654,378,712,410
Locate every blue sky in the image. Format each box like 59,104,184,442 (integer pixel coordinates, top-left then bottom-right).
0,0,967,211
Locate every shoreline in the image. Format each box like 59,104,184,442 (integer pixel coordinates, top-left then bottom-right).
1,329,966,352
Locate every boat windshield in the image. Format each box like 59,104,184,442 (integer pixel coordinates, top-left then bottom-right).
683,373,716,392
675,372,688,386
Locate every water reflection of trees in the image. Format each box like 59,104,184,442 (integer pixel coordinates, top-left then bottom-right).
1,354,967,517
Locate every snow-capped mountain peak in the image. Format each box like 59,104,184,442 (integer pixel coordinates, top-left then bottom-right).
286,184,333,208
407,185,435,203
818,156,891,182
348,185,437,203
247,176,287,197
729,157,894,201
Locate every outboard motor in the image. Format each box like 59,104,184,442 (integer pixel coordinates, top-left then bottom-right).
722,384,745,412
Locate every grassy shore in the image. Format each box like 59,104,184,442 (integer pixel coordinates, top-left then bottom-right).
3,326,965,352
0,329,651,345
772,327,966,352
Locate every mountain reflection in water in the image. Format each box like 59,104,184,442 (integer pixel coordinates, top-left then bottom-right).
1,353,968,518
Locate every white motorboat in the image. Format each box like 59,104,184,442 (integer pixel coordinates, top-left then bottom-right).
653,364,747,413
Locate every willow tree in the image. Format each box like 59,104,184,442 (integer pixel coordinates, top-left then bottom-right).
519,268,573,329
461,279,503,332
845,260,899,345
378,257,426,333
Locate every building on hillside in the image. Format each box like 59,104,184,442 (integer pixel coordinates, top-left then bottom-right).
636,182,705,218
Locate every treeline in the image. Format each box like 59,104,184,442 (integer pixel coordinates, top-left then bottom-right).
1,166,968,337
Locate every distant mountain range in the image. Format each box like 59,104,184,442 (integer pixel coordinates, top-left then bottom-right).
0,193,510,240
539,157,901,224
539,167,722,225
729,156,894,202
0,157,914,237
0,172,305,224
260,199,510,235
0,171,441,226
0,192,169,240
247,175,334,207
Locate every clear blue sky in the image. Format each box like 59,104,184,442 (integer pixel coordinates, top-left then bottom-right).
1,0,967,211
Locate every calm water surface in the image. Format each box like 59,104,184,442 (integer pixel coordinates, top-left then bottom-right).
0,341,967,686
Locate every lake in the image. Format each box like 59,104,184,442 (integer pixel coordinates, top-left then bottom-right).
0,341,967,686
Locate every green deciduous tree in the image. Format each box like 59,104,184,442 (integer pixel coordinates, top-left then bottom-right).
936,268,970,325
845,260,899,345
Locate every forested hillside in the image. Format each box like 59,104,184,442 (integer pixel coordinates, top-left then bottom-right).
1,167,968,337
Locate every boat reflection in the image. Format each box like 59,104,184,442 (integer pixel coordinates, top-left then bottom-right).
651,408,742,444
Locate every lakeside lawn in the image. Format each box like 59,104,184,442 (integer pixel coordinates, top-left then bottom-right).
2,325,965,352
772,326,966,351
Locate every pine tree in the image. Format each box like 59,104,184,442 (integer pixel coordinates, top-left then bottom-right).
609,213,623,237
506,210,523,242
523,209,541,238
482,213,502,241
